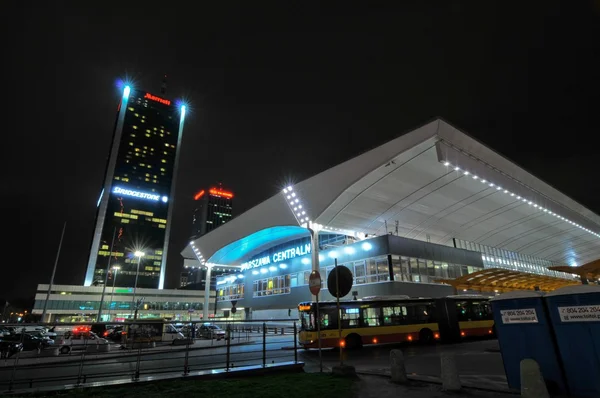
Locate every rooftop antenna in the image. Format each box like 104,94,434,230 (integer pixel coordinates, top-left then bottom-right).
161,74,167,94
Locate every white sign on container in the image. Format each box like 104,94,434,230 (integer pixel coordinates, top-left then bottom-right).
558,305,600,322
500,308,539,324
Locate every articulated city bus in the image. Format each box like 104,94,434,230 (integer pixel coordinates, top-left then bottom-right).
298,294,494,349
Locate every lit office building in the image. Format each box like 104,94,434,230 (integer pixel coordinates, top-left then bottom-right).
84,83,187,289
192,186,234,237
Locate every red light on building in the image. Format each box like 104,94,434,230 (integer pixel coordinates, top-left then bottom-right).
194,190,205,200
209,188,234,199
144,92,171,106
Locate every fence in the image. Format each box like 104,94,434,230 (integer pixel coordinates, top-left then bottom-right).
0,319,299,392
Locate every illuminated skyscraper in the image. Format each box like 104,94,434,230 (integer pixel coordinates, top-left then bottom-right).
191,186,234,238
84,83,187,289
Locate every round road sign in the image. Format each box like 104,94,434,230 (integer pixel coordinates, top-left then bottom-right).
309,270,322,295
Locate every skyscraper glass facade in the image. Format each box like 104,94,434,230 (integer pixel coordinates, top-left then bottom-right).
85,87,186,289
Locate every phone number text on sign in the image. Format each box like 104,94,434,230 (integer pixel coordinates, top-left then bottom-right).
558,305,600,322
500,308,539,324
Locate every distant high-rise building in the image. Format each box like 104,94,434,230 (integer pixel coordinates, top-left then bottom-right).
191,186,234,237
84,82,187,289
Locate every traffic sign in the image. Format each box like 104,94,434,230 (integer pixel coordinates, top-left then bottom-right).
327,265,353,298
309,270,322,295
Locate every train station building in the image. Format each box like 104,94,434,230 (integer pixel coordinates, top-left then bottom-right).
181,119,600,319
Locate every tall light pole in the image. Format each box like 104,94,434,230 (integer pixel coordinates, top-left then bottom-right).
108,266,120,321
131,251,144,320
42,222,66,323
97,228,117,322
202,264,213,321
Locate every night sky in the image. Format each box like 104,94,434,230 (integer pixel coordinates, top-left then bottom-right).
4,1,600,302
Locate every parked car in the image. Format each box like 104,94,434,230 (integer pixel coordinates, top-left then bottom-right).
198,323,227,340
0,326,13,337
0,333,53,351
0,340,23,359
57,331,109,354
105,326,125,342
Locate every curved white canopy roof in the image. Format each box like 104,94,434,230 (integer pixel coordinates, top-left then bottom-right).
183,119,600,269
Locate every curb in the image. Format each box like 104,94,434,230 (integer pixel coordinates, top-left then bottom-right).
356,370,519,395
4,341,256,368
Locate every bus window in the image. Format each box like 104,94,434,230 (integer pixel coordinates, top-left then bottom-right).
299,311,314,330
455,301,470,321
319,307,338,330
383,306,408,325
470,301,493,320
412,304,435,323
341,307,360,328
363,307,381,327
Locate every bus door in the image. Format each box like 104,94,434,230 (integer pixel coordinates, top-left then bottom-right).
435,298,461,343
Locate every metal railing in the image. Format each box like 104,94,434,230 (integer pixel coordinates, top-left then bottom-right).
0,319,299,392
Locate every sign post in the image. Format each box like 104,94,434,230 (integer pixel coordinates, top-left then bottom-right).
334,259,343,367
309,270,323,372
326,259,353,371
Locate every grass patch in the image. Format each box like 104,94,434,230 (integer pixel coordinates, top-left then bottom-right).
12,372,356,398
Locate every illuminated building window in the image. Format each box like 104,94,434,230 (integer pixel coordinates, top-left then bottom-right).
153,261,161,266
161,159,166,163
144,266,154,271
128,107,134,111
145,133,150,137
132,125,138,130
156,250,163,255
160,134,164,137
129,142,134,146
159,224,166,229
122,177,129,182
130,134,136,137
170,145,175,148
160,168,166,172
145,173,150,177
154,267,161,271
121,219,130,223
141,120,145,123
164,143,169,147
153,127,157,131
145,178,150,182
153,179,157,183
134,113,139,117
101,245,109,250
114,176,120,180
146,129,151,133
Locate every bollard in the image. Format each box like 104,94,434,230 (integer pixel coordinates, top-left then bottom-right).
390,350,408,384
520,359,549,398
440,352,461,391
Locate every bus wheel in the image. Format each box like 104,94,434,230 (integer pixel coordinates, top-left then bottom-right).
345,333,362,350
419,328,434,344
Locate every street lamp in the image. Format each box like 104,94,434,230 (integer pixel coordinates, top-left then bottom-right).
108,266,120,321
131,251,144,320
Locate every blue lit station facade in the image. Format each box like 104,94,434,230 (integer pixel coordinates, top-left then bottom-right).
182,119,599,319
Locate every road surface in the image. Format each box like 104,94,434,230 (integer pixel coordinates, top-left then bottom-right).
0,336,505,391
